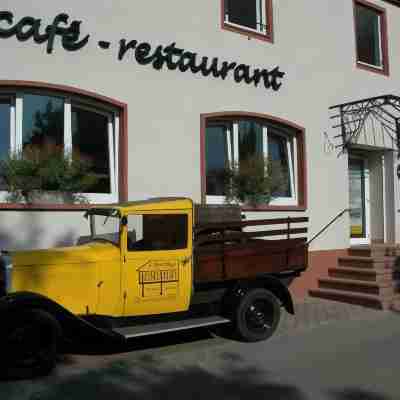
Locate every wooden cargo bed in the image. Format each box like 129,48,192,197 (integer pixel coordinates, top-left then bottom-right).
194,217,308,283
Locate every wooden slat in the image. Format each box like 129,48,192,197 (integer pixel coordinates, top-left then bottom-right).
195,217,309,233
195,228,308,245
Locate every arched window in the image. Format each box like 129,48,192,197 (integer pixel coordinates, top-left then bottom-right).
201,113,307,210
0,82,127,205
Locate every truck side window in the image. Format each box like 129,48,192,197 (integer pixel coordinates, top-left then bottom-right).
127,214,188,251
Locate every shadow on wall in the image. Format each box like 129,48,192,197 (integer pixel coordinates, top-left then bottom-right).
0,213,77,251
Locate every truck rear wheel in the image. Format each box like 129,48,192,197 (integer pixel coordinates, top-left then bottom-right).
233,288,281,342
1,309,59,380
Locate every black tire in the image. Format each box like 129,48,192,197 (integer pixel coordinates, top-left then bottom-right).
233,288,281,342
1,309,60,380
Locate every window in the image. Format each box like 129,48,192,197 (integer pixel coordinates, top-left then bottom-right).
0,89,121,203
127,214,188,251
202,113,306,210
222,0,273,42
354,0,389,75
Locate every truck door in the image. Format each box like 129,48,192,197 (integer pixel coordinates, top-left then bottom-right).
122,210,193,317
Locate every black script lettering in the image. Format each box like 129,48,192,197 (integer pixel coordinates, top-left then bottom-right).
118,39,137,61
46,13,69,54
0,11,16,38
178,51,196,72
190,56,208,74
163,42,183,70
250,69,271,89
32,20,49,44
218,61,237,80
15,16,49,44
201,57,220,77
135,42,153,65
151,45,167,70
234,64,251,83
62,20,90,51
15,16,36,41
14,16,49,44
247,69,263,87
269,66,285,91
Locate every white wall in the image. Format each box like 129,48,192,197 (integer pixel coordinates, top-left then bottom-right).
0,0,399,251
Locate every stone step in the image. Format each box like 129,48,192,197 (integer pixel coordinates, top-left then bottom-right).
349,245,400,258
328,267,393,283
318,277,395,296
338,256,396,269
309,288,390,310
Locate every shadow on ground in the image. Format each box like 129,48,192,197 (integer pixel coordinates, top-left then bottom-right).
3,353,307,400
329,388,393,400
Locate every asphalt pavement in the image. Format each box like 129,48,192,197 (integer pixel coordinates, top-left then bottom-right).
1,298,399,400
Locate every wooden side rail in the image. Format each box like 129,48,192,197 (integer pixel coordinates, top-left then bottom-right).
195,216,308,246
195,217,309,234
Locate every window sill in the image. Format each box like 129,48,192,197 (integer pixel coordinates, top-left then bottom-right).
356,61,389,76
222,22,273,43
241,204,306,212
0,203,94,211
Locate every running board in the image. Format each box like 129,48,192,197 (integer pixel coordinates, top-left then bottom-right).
113,315,231,339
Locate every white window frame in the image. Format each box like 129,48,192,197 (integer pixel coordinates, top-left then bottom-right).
0,90,119,204
224,0,267,35
206,120,298,206
356,4,384,70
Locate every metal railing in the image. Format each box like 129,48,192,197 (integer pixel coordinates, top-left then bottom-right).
306,208,350,246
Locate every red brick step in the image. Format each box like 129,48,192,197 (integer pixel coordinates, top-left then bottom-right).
309,288,390,310
318,277,395,296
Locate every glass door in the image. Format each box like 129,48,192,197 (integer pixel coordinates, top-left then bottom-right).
349,157,370,244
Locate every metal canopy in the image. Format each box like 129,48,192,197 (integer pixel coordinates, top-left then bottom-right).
330,94,400,154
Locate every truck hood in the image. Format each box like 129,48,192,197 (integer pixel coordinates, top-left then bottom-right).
11,242,120,267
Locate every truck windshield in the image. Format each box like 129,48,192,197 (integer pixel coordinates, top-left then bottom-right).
91,213,121,245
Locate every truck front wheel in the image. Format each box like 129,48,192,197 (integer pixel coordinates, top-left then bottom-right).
1,309,59,380
233,288,281,342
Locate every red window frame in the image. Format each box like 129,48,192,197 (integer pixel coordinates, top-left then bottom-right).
221,0,274,43
353,0,389,76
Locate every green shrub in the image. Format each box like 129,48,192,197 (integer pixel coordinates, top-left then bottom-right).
0,144,99,204
224,155,287,206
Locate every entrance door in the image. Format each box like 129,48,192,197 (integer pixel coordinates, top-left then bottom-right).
349,157,370,245
122,211,193,317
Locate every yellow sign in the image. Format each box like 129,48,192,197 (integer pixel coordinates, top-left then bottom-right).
351,225,363,235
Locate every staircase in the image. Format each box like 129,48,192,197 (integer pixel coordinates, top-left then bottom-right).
309,244,400,310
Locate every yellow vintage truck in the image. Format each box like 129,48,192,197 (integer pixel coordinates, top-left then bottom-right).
0,197,308,379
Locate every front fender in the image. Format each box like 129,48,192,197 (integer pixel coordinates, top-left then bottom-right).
0,292,124,352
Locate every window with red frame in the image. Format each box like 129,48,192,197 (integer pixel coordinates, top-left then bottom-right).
354,0,388,74
223,0,272,40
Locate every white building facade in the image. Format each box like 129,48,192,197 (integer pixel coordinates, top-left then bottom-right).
0,0,400,298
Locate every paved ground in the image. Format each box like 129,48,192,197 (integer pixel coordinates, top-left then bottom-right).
0,299,398,400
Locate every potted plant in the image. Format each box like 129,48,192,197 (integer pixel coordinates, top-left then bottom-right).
0,143,99,204
223,155,287,207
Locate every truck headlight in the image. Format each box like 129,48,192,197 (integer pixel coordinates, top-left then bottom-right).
0,253,13,295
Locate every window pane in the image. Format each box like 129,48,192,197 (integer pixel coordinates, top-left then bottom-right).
72,107,111,193
238,120,263,162
206,124,231,196
356,4,382,67
268,132,291,197
0,100,10,160
227,0,259,30
127,214,188,251
23,94,64,150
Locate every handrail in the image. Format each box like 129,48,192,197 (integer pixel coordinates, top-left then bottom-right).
306,208,350,246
